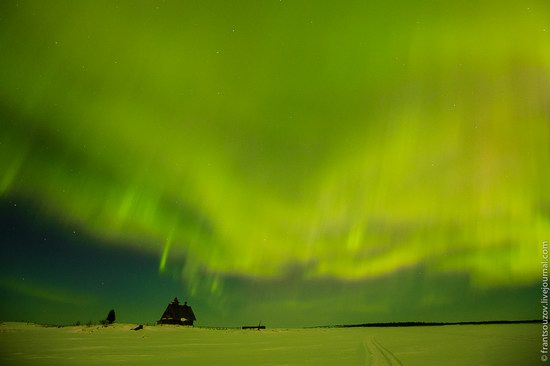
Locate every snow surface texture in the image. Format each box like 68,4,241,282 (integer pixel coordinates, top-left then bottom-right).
0,322,540,365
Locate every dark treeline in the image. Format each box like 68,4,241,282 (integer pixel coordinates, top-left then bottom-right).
315,320,541,328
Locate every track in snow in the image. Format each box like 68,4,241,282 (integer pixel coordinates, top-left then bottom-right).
363,336,402,366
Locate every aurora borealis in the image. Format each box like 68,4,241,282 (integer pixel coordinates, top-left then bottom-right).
0,0,549,327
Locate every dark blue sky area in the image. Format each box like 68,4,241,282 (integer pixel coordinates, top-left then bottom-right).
0,198,185,325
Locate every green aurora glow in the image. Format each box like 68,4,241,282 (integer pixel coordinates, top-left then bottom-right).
0,0,549,326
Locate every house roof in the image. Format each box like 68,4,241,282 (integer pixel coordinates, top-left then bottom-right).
160,297,196,322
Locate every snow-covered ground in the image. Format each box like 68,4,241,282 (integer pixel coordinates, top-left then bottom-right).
0,322,540,365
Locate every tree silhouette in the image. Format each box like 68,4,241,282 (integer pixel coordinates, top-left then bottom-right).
106,309,116,324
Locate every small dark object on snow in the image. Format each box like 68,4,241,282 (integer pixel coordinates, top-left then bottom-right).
132,325,143,331
242,322,265,330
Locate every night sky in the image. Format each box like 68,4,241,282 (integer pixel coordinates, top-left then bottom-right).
0,0,549,327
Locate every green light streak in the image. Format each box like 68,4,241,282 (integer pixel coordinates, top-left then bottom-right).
0,276,92,305
159,230,175,273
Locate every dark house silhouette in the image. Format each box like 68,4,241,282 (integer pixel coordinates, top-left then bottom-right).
158,297,196,325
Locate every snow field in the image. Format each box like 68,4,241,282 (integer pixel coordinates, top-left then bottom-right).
0,322,540,365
